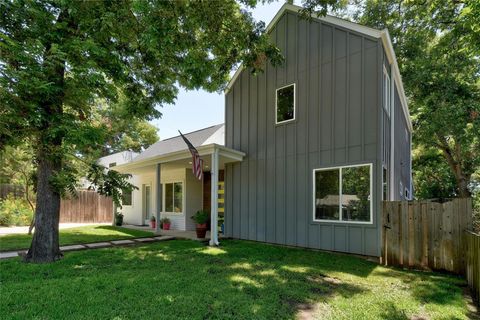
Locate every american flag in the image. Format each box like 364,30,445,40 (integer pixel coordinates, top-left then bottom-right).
179,130,203,180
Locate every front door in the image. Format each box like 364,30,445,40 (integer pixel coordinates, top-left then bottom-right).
143,185,151,225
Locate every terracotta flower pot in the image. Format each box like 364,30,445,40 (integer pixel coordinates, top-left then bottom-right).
195,223,207,238
150,221,156,229
163,223,171,230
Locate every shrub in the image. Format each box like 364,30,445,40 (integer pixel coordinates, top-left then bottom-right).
0,196,34,226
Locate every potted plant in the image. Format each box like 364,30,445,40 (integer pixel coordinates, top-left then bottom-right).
218,216,225,234
191,210,209,238
115,212,124,226
150,215,156,229
161,217,171,230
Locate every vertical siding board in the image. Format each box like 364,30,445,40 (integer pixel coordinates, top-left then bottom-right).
296,154,307,246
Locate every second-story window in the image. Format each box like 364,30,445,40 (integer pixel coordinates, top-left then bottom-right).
276,83,295,124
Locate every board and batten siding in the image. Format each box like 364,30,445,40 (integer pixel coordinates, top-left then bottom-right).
225,12,384,256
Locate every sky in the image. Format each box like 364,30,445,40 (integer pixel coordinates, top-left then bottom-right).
150,1,286,139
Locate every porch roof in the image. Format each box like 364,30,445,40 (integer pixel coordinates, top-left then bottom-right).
113,143,245,172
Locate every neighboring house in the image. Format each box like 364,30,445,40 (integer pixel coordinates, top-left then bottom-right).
79,150,138,189
115,3,412,257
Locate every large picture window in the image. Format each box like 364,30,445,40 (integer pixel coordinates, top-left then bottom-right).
164,182,183,213
276,83,295,124
314,164,372,223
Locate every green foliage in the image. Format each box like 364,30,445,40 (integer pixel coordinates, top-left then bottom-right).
93,96,159,156
160,217,170,224
86,163,137,208
350,0,480,198
191,210,209,224
412,147,457,199
0,196,34,226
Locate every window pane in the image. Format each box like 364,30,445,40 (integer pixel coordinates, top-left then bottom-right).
174,182,183,213
314,169,340,220
342,166,371,222
165,183,173,212
122,190,132,206
276,85,294,123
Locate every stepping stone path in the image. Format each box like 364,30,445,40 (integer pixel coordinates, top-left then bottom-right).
0,236,175,260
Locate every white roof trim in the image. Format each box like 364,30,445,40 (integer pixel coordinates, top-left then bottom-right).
113,144,245,172
225,3,412,132
381,30,412,131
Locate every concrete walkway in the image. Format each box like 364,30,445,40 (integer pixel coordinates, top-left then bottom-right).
0,235,175,260
0,223,111,236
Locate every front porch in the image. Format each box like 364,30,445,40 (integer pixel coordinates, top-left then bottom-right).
122,224,225,242
115,143,244,246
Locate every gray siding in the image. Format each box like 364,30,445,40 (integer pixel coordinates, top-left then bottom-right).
225,12,384,256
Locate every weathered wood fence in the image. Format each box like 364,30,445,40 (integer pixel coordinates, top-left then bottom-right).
60,190,113,223
466,231,480,306
382,198,473,274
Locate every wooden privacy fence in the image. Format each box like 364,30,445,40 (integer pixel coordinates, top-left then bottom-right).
382,198,473,274
60,190,113,223
466,231,480,306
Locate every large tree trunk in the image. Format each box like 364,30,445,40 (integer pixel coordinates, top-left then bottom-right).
24,152,63,263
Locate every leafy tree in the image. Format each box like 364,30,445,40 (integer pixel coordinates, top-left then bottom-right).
94,96,159,156
349,0,480,198
0,144,36,232
412,146,457,200
0,0,280,263
0,0,347,263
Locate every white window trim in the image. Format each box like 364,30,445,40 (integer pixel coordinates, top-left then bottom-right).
312,163,373,225
383,66,391,117
275,83,296,125
163,180,185,215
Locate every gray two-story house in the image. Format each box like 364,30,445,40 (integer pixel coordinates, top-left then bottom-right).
115,3,412,257
223,4,412,257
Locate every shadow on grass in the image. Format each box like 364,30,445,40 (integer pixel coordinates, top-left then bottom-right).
371,267,467,307
0,239,471,319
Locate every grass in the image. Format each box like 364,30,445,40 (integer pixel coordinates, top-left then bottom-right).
0,239,473,319
0,225,153,251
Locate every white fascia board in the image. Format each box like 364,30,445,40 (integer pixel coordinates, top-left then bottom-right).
113,144,245,172
381,30,413,132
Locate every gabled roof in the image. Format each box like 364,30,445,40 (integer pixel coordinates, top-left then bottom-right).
132,124,224,163
225,3,412,131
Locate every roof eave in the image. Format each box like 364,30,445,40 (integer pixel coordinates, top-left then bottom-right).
113,143,245,173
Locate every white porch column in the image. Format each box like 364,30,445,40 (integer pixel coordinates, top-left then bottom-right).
209,148,219,246
155,163,161,233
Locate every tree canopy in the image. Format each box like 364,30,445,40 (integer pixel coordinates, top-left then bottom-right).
349,0,480,198
0,0,342,262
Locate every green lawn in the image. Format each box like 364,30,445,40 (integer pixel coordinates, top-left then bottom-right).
0,239,473,319
0,225,153,251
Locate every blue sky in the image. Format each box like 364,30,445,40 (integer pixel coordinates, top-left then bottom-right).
150,1,286,139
